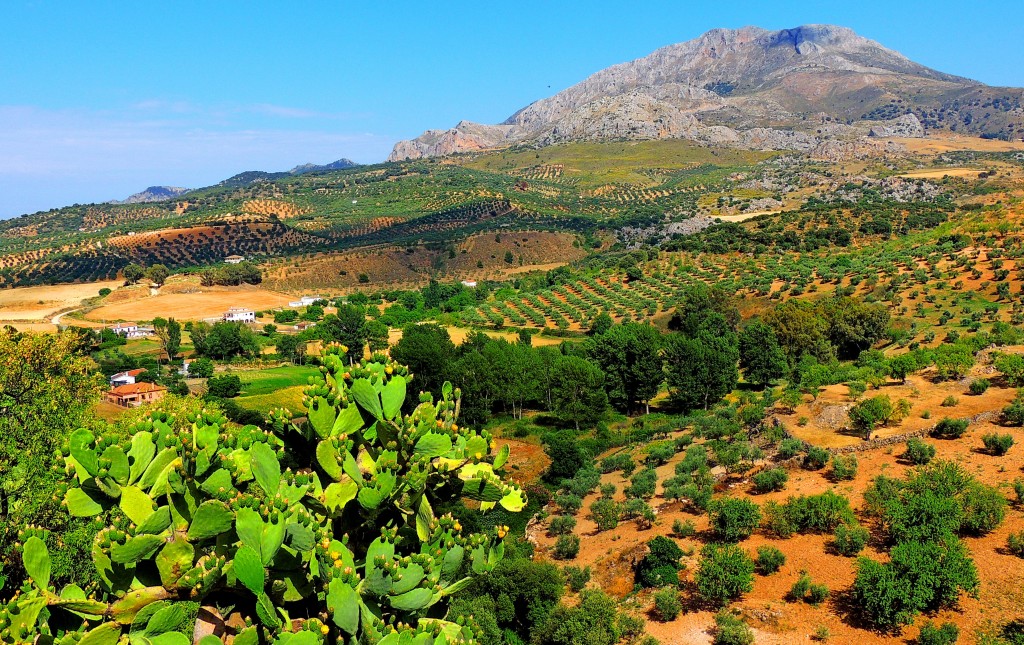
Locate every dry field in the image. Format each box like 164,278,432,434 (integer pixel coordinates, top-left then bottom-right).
83,284,293,322
898,167,987,180
531,410,1024,644
0,280,120,321
892,134,1024,154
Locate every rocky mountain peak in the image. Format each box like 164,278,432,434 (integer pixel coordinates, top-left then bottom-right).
389,24,1020,161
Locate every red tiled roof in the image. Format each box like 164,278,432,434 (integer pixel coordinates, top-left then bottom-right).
109,382,166,396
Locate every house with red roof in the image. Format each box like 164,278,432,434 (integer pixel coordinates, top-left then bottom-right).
105,382,167,408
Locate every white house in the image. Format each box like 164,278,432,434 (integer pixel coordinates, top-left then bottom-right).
109,322,149,338
224,255,245,264
461,280,478,288
223,308,256,323
110,368,146,387
288,295,323,308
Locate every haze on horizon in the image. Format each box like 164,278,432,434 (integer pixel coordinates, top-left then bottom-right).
2,0,1023,219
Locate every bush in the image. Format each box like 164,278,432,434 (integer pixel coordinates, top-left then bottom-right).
564,565,591,592
589,499,620,532
960,483,1007,535
833,522,870,556
599,483,616,499
637,536,684,588
904,437,936,465
652,588,681,621
754,545,785,575
917,621,959,645
1008,531,1024,558
852,537,979,630
556,493,582,515
672,519,696,538
553,534,581,560
625,468,658,499
695,543,755,607
982,432,1015,455
563,468,602,497
941,395,958,407
804,446,830,470
187,356,214,378
206,373,242,398
713,611,754,645
807,583,830,605
752,467,788,493
771,491,856,535
709,498,762,542
848,395,895,437
777,438,804,459
599,453,634,473
549,514,577,536
969,378,991,395
789,572,811,601
1004,390,1024,425
830,454,858,481
932,417,969,439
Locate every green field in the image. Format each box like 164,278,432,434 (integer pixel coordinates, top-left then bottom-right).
234,364,318,415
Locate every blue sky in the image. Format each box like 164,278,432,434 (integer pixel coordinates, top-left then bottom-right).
2,0,1023,218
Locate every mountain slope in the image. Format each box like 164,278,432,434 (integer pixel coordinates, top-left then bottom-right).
112,186,191,204
390,24,1024,160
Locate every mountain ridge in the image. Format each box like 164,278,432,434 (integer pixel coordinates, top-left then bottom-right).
390,24,1023,161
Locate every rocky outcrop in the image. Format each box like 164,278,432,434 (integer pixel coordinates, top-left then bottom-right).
112,186,190,204
868,113,925,138
391,24,1023,160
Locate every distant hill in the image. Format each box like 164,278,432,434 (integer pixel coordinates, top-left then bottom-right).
391,24,1024,160
218,158,359,187
111,186,191,204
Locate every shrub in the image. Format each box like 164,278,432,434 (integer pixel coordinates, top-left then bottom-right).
904,437,936,465
625,468,659,499
778,438,804,459
556,493,582,515
752,467,788,493
789,572,811,601
848,395,895,438
637,536,684,588
754,545,785,575
206,373,242,398
1015,479,1024,505
830,454,858,481
941,395,958,407
932,417,969,439
852,537,979,629
807,583,830,605
774,491,856,535
833,522,870,556
553,534,581,560
969,378,991,395
563,468,602,497
564,565,591,592
652,588,681,621
98,287,111,297
960,483,1007,535
599,483,616,499
672,519,696,538
709,498,762,542
917,621,959,645
713,611,754,645
982,432,1015,455
1008,532,1024,558
599,453,634,473
763,501,796,538
617,613,645,642
549,514,577,536
589,498,620,532
188,356,215,378
804,446,830,470
695,543,755,607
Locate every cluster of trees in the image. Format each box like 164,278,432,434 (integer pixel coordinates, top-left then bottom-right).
199,260,262,286
122,262,169,285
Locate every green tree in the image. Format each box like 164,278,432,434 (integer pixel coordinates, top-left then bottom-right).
187,356,214,378
206,374,242,398
0,330,102,588
695,543,755,607
636,536,684,587
152,316,181,362
589,311,613,336
762,299,834,363
390,323,456,402
665,330,739,411
709,498,762,542
738,320,788,387
364,320,390,353
309,305,367,363
669,283,740,337
146,263,170,285
121,262,145,284
544,430,590,483
587,323,663,414
550,356,608,430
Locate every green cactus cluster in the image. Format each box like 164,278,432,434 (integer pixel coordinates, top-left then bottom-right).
3,346,523,644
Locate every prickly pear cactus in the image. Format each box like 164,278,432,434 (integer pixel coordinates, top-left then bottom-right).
6,346,523,645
